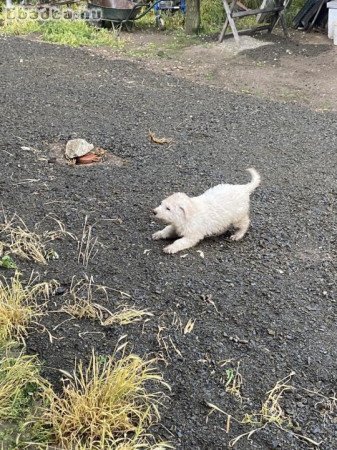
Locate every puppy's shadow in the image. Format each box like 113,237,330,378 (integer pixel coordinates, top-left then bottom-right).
206,229,233,245
156,229,234,250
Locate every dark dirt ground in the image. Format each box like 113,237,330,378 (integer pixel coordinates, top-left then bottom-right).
0,34,337,449
104,28,337,113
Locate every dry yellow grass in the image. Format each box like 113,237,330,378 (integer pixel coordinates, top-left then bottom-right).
100,305,153,326
61,298,99,320
77,216,99,268
60,277,153,326
41,350,170,449
156,326,182,361
257,372,295,427
0,272,58,343
207,371,321,448
183,319,195,335
0,343,170,449
58,276,102,320
0,213,73,265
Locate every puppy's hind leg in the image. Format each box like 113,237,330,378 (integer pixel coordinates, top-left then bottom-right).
164,236,200,254
152,225,177,240
230,215,250,241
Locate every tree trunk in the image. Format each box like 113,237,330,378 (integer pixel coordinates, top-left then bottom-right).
185,0,200,35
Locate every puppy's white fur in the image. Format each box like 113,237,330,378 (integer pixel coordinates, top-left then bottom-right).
152,168,261,254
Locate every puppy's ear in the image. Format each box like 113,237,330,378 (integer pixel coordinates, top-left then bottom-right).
179,203,190,219
179,205,186,215
175,194,193,220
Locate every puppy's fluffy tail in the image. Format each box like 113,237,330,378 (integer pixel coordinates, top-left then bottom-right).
246,168,261,192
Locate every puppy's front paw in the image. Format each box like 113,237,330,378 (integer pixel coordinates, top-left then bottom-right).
163,244,177,254
230,233,244,241
152,231,163,240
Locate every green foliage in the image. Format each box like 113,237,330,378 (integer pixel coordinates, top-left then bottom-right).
226,368,235,385
0,349,45,420
287,0,306,22
0,346,50,448
0,9,123,48
136,9,185,31
0,14,40,35
0,256,17,270
200,0,225,33
200,0,305,33
41,19,122,48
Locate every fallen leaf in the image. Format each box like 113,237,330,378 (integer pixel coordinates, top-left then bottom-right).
148,130,173,145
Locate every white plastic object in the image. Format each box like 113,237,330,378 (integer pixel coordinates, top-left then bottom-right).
327,0,337,39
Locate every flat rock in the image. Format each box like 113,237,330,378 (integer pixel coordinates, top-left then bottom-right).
65,139,94,159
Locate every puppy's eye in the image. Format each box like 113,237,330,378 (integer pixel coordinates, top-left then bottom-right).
166,207,170,211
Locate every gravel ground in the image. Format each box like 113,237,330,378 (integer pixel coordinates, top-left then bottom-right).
0,36,337,449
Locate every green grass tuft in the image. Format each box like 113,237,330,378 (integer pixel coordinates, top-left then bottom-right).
41,19,123,48
0,9,123,48
0,347,46,421
135,9,185,31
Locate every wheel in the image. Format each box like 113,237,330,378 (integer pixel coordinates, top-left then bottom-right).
88,19,103,28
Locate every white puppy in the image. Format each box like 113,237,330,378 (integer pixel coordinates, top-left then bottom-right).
152,168,261,254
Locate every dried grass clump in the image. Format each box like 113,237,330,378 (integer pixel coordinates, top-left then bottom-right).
101,305,153,326
207,371,321,447
0,272,57,343
41,350,170,449
59,276,102,320
60,277,153,327
0,213,73,265
77,216,99,268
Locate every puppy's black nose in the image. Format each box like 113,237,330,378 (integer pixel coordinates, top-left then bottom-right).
153,209,157,215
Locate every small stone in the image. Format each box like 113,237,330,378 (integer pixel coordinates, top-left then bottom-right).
65,139,94,159
55,286,67,295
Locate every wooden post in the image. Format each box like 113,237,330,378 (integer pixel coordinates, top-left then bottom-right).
279,12,289,36
218,0,238,42
220,0,240,44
